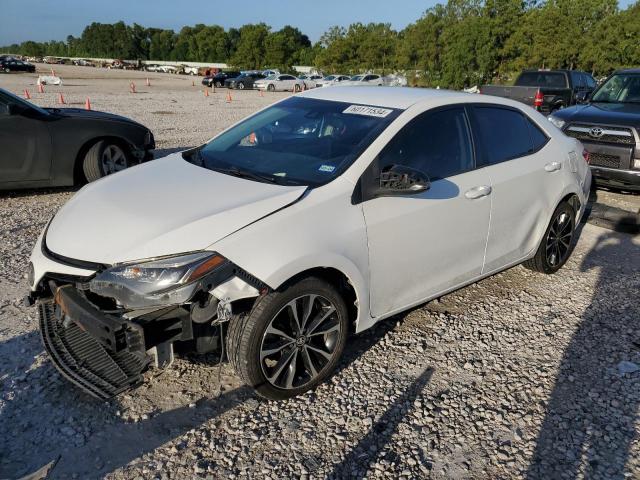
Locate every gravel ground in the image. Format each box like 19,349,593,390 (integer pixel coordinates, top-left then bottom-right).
1,66,639,480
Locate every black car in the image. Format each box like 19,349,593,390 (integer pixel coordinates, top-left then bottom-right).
549,69,640,192
224,72,266,90
481,70,597,114
202,71,241,88
1,56,36,73
0,88,155,190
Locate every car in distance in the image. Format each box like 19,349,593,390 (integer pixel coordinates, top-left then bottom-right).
317,75,351,88
548,69,640,192
224,72,266,90
298,74,323,89
28,87,590,401
0,88,154,190
255,74,306,92
1,57,36,73
202,71,242,88
481,70,597,114
343,74,384,86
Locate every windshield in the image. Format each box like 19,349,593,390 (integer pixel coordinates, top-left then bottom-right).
0,88,49,116
264,75,276,80
516,72,567,88
351,75,363,81
191,97,400,186
324,76,336,81
592,73,640,103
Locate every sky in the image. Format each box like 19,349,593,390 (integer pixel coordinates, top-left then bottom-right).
2,0,636,46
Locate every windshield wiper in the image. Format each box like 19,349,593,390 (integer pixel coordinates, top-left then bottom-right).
212,166,279,184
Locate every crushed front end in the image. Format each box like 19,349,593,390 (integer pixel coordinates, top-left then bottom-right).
28,228,265,400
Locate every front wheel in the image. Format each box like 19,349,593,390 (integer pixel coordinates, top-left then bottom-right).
227,277,349,400
215,81,222,88
82,140,131,182
238,82,245,90
524,201,576,274
267,83,275,92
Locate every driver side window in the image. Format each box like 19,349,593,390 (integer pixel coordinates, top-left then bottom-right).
378,108,474,180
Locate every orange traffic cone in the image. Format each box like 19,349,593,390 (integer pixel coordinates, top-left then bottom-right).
146,77,151,87
85,97,91,110
129,82,136,94
23,89,31,99
57,93,65,104
37,83,44,93
204,88,209,97
226,91,232,103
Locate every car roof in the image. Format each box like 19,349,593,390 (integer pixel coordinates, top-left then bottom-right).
298,86,468,109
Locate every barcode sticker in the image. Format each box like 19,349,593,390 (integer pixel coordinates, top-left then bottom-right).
343,105,393,118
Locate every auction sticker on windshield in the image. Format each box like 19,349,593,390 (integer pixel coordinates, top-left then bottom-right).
343,105,393,118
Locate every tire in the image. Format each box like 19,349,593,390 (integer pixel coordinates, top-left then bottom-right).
227,277,349,400
267,84,275,92
523,201,576,274
238,82,245,90
215,81,222,88
82,140,131,182
294,84,301,92
3,68,10,73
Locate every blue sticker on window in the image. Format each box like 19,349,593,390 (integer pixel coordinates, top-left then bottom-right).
318,165,336,173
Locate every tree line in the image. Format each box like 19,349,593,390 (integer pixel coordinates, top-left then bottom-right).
2,0,640,88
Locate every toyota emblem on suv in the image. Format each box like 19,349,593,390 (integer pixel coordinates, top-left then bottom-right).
589,126,604,138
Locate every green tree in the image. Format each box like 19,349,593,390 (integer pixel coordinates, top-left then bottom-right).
229,23,270,69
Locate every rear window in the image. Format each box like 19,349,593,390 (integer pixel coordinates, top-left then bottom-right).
473,107,535,165
516,72,568,88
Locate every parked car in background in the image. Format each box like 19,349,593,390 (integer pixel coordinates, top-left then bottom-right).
28,87,590,402
224,72,266,90
262,69,280,77
0,88,154,190
299,74,323,89
0,57,36,73
181,65,199,75
202,71,242,88
145,64,161,72
255,74,306,92
73,59,95,67
157,65,178,74
343,74,384,86
316,75,351,87
549,68,640,192
480,70,597,114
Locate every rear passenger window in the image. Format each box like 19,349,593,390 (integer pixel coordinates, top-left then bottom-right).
527,119,549,151
474,107,533,165
378,108,473,180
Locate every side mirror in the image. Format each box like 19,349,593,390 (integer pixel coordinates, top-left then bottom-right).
575,91,589,103
378,164,431,194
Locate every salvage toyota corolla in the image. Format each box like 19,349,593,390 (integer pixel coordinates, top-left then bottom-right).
27,87,591,400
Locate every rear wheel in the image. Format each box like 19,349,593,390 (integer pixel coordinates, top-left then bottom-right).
524,201,576,274
294,84,301,92
215,80,222,88
227,277,348,400
82,140,131,182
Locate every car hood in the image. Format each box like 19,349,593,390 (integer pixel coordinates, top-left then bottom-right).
554,102,640,127
47,108,145,128
45,154,307,265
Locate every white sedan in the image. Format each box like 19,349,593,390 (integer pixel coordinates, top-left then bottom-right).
29,87,591,401
316,75,351,87
255,74,306,92
343,74,384,86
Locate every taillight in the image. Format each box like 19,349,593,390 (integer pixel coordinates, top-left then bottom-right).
582,150,590,164
534,89,543,108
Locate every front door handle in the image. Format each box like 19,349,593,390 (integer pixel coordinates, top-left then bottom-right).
465,185,492,199
545,161,562,172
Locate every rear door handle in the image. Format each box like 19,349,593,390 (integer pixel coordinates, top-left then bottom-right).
464,185,492,199
545,161,562,172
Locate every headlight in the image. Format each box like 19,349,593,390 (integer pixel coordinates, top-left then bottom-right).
90,252,226,309
548,115,566,130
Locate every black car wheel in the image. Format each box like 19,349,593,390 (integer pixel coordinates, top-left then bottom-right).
238,82,245,90
228,277,349,400
267,84,275,92
3,67,9,74
83,140,131,182
524,201,576,274
215,81,222,88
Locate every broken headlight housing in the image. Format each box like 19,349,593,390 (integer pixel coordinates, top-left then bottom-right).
89,252,226,309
